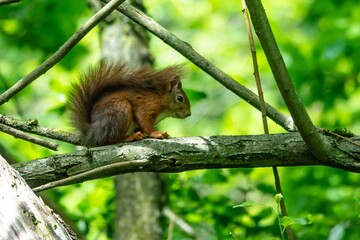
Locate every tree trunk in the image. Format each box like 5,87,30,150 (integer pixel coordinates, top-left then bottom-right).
0,155,76,240
115,173,163,239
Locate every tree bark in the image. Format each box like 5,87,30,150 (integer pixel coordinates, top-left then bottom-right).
114,173,163,239
0,155,76,239
14,133,360,191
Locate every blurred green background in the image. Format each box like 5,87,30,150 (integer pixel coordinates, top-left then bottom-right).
0,0,359,239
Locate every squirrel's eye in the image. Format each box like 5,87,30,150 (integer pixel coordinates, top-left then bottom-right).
177,95,184,102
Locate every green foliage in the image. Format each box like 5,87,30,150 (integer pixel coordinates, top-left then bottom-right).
0,0,90,68
282,1,360,130
234,195,313,240
47,179,115,240
0,0,359,239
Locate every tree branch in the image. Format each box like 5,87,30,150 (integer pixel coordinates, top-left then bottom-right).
13,133,360,191
163,207,196,238
0,0,126,106
245,0,330,163
0,114,80,145
102,0,295,132
0,123,58,151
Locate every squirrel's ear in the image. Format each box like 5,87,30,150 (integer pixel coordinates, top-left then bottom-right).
169,75,181,91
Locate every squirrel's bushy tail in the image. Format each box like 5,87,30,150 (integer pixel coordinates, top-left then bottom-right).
67,61,184,146
67,61,128,139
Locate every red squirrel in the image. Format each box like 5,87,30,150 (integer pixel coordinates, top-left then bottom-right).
68,61,191,147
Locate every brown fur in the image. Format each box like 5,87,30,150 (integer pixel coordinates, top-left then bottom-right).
67,61,191,147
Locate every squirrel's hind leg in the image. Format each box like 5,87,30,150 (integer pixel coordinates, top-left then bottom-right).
121,131,147,142
85,99,135,146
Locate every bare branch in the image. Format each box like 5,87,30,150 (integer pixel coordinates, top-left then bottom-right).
241,1,268,133
32,159,149,192
163,207,196,238
101,0,296,132
0,123,58,151
14,133,360,191
0,114,81,145
0,0,126,106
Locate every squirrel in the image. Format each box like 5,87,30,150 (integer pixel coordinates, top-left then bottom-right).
67,61,191,147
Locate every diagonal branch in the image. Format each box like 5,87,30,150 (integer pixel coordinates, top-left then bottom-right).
245,0,332,163
14,133,360,191
101,0,295,132
0,123,58,151
0,0,126,106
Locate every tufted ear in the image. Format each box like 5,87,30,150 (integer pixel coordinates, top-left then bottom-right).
169,75,181,91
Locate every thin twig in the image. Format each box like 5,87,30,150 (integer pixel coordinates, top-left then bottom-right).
0,114,81,145
101,0,295,132
167,212,175,240
163,207,196,238
241,1,268,133
241,2,294,239
0,123,58,151
0,74,25,116
0,0,126,105
229,232,238,240
32,159,150,192
272,167,293,239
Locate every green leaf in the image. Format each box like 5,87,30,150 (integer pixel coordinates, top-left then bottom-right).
281,214,313,228
233,201,265,208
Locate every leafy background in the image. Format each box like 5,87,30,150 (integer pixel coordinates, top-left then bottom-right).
0,0,359,239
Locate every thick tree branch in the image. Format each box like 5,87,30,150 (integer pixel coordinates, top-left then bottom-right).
102,0,295,132
245,0,330,163
13,133,360,191
0,0,125,105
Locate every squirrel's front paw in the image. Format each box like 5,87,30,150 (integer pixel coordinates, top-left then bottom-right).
149,131,170,139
